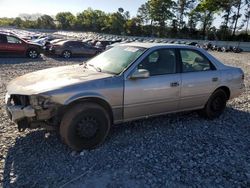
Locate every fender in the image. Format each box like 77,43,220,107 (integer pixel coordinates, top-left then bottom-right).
64,92,110,105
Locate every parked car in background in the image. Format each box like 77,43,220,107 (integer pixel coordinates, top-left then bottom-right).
49,40,102,58
0,32,42,58
5,43,244,151
95,39,122,50
42,38,67,53
31,35,58,46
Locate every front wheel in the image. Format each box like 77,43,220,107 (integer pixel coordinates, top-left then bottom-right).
60,103,111,151
27,49,39,59
198,89,227,119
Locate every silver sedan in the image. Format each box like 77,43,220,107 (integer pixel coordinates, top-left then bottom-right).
5,43,245,150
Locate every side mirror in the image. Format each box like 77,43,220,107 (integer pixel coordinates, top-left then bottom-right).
130,69,150,79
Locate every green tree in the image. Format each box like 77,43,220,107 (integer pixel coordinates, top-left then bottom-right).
125,17,142,35
0,18,14,26
191,0,221,39
231,0,249,36
76,8,108,31
13,17,22,27
56,12,75,30
188,10,199,31
137,2,151,25
148,0,176,36
242,0,250,33
218,0,238,39
176,0,196,29
106,8,129,34
37,15,56,29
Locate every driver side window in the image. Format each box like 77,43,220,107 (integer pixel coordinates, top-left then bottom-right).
138,49,176,76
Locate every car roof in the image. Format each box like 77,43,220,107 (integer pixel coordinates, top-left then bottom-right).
0,32,15,36
119,42,192,49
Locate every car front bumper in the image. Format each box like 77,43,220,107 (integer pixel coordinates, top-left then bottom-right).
6,105,36,122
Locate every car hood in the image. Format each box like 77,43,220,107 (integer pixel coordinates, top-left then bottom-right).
7,64,112,95
28,42,44,47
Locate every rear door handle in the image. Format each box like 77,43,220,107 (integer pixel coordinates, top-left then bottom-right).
170,82,179,87
212,77,218,82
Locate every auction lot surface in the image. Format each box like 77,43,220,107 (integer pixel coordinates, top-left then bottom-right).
0,52,250,187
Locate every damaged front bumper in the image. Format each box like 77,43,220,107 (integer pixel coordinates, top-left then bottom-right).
7,105,36,122
5,93,59,131
6,104,36,131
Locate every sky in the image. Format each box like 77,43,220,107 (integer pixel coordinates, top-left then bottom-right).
0,0,146,18
0,0,246,29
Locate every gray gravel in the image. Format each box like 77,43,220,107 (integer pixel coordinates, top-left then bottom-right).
0,52,250,188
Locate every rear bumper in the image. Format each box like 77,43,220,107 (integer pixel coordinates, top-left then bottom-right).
230,83,245,99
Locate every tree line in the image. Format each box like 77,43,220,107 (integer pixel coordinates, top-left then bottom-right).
0,0,249,41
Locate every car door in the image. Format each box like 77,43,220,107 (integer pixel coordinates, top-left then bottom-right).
66,41,78,55
6,35,26,56
179,49,220,110
0,34,8,55
124,48,181,121
81,43,95,56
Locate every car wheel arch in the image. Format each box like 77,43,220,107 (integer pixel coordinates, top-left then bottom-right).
214,86,230,100
66,97,114,124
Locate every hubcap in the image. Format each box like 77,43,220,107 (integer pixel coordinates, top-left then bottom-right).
76,116,98,138
63,51,70,58
29,50,37,58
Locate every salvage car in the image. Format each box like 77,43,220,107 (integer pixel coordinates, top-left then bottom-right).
5,43,244,151
0,32,42,58
49,40,102,58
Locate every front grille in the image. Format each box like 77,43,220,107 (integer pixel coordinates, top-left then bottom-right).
11,95,30,106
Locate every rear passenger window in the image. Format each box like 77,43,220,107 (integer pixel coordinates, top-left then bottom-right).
180,50,214,72
6,36,22,44
67,41,82,47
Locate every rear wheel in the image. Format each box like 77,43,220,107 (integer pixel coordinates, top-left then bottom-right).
62,50,72,58
27,49,39,59
60,103,111,151
198,89,227,119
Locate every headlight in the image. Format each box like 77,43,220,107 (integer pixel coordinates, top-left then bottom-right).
5,93,10,104
29,95,52,109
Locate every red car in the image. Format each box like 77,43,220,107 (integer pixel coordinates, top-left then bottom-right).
0,32,42,58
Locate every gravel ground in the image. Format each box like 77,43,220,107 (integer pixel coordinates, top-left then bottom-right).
0,52,249,188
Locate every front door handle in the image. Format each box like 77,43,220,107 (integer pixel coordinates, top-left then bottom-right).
212,77,218,82
170,82,179,87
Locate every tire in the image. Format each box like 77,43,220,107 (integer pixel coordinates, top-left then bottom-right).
60,102,111,151
62,50,72,58
198,89,227,119
27,49,39,59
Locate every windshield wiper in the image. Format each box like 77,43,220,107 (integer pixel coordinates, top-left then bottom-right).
87,64,102,72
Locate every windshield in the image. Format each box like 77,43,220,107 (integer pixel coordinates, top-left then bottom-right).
86,46,146,74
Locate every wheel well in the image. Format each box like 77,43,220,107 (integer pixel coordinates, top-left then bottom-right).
62,50,71,53
216,86,230,100
68,97,113,123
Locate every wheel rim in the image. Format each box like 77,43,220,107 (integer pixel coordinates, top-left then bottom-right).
211,96,224,112
29,50,37,58
76,116,98,139
63,51,70,58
